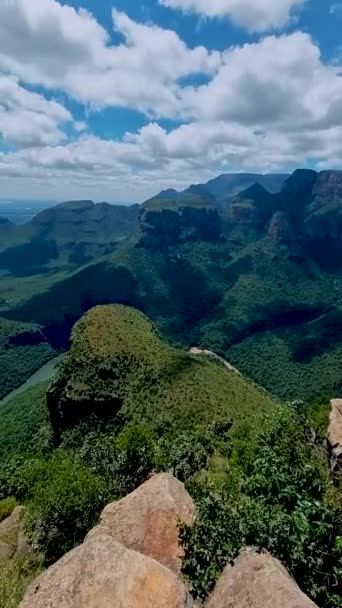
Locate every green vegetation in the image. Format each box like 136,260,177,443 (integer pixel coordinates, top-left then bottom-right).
0,556,42,608
180,404,342,608
0,383,52,458
0,318,55,400
49,305,274,438
0,304,340,608
0,497,17,523
3,230,342,401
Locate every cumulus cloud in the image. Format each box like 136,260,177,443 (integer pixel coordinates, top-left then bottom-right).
1,1,342,202
181,32,342,129
0,75,72,146
159,0,307,32
0,0,221,117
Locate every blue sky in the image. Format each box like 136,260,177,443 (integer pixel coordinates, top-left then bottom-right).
0,0,342,203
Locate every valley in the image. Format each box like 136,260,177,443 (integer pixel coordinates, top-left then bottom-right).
1,169,342,402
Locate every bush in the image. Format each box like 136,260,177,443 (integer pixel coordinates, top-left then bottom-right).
79,424,156,498
181,405,342,607
168,431,212,482
25,453,105,563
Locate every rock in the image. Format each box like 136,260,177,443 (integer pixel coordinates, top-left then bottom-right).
20,533,195,608
0,506,28,561
206,549,318,608
138,194,224,249
88,473,195,572
268,211,293,243
327,399,342,476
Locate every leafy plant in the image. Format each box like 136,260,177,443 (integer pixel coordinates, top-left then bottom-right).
181,405,342,607
24,453,105,563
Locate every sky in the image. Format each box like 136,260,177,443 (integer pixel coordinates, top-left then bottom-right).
0,0,342,203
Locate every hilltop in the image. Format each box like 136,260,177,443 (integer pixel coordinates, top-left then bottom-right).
48,305,274,443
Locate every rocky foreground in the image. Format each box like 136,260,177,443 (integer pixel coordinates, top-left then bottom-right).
18,473,318,608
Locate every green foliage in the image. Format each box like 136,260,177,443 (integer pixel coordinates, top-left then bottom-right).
78,424,156,497
167,430,213,482
181,405,342,607
50,305,274,441
0,383,53,459
25,453,105,563
0,497,17,523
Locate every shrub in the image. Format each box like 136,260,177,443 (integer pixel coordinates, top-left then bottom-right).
25,453,105,563
181,405,342,607
168,431,212,482
79,424,156,498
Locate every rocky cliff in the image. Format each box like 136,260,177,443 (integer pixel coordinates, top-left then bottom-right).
138,193,224,248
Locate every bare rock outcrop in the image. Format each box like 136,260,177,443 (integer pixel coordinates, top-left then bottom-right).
87,473,195,572
327,399,342,476
0,506,30,561
206,549,318,608
20,533,195,608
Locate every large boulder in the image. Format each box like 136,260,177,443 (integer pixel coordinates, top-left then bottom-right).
20,533,195,608
88,473,195,572
0,506,29,561
206,549,318,608
327,399,342,476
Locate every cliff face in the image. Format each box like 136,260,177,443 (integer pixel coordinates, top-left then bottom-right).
138,196,224,249
302,171,342,270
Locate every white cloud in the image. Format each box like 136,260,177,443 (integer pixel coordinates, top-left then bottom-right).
0,0,221,117
181,32,342,129
0,75,72,146
0,2,342,202
159,0,307,32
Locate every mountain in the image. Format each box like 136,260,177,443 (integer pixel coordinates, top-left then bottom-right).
138,192,224,248
156,173,289,208
48,304,274,443
0,200,139,275
2,168,342,402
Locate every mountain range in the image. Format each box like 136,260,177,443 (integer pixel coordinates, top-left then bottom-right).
1,169,342,401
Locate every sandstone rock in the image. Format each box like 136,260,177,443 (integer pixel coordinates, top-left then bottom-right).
206,549,318,608
268,211,293,243
20,533,195,608
138,196,223,249
0,506,27,561
88,473,195,572
327,399,342,476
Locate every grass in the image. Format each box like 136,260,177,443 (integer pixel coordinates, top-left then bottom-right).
0,498,17,523
0,556,42,608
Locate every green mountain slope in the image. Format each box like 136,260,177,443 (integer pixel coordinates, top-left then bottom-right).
0,201,139,275
2,169,342,401
48,305,274,442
